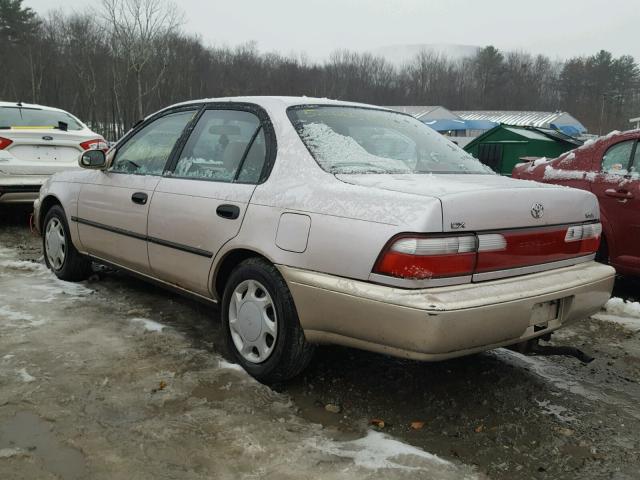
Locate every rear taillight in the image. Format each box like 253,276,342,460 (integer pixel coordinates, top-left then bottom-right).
0,137,13,150
374,223,601,280
475,224,601,273
374,235,476,279
80,138,108,151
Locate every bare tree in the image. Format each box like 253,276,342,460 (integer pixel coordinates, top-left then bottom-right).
101,0,183,121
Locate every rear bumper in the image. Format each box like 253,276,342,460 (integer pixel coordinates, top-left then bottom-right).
0,177,45,203
280,261,616,361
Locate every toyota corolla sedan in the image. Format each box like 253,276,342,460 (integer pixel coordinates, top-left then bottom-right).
0,101,106,203
34,97,615,383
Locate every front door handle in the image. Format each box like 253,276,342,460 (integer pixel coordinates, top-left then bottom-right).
216,204,240,220
131,192,148,205
604,188,633,200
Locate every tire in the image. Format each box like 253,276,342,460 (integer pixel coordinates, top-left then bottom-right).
42,205,92,281
221,257,315,383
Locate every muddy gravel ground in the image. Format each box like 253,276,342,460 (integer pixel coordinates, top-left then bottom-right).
1,206,639,480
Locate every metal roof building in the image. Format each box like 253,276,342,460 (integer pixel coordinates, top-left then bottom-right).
454,110,587,136
387,106,460,121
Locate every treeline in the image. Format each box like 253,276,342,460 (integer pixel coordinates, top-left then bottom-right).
1,0,639,140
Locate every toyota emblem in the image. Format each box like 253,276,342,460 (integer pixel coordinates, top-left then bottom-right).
531,203,544,219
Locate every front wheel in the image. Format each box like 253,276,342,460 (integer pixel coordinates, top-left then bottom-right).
221,257,315,383
43,205,92,281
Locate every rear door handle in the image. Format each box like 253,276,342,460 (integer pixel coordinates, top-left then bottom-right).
216,204,240,220
131,192,148,205
604,188,633,200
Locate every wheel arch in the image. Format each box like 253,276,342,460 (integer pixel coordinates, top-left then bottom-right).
39,194,64,232
212,248,273,300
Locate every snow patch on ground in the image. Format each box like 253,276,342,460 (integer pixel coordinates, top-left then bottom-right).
0,259,42,272
536,399,576,422
0,306,35,322
309,430,455,472
17,368,35,383
218,359,247,372
131,317,165,332
603,297,640,318
592,298,640,332
0,448,28,458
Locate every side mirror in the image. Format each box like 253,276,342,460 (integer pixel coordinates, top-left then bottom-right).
79,149,106,169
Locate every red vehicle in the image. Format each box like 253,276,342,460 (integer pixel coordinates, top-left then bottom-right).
513,130,640,277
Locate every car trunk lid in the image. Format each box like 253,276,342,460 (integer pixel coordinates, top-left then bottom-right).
0,129,92,174
335,173,599,231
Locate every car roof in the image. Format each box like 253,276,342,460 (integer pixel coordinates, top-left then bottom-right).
157,96,392,119
171,96,385,109
0,101,73,114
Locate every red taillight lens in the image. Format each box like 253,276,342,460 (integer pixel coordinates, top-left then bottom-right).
374,235,476,279
80,138,108,151
374,223,601,281
0,137,13,150
475,224,601,273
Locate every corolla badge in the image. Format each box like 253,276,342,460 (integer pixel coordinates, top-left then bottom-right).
42,135,53,141
530,203,544,219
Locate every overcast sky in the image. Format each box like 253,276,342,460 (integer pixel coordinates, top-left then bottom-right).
25,0,640,61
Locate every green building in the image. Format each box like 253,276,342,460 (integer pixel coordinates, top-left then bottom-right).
464,124,583,176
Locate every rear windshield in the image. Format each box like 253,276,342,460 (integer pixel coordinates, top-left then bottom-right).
288,106,493,175
0,107,83,131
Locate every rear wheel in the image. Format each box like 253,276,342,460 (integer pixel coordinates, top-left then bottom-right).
43,205,92,281
221,257,315,383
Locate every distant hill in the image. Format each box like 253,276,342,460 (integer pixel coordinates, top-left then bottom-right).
370,44,480,65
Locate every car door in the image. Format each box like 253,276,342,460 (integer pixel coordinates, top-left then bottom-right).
589,138,640,272
146,106,273,296
76,108,197,273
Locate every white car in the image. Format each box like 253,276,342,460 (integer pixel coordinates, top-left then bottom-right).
34,97,614,383
0,101,106,203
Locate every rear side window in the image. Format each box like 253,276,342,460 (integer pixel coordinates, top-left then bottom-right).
173,109,264,183
601,140,634,175
111,111,195,175
0,106,83,131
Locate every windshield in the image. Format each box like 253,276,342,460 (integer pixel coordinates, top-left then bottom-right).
0,107,83,131
288,106,493,175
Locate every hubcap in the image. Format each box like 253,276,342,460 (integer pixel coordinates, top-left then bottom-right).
228,279,277,364
45,217,66,270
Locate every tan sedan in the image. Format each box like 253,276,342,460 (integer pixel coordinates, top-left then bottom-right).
34,97,615,383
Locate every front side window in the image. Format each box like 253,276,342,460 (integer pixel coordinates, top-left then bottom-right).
173,110,263,182
0,106,83,130
288,106,493,175
601,140,634,176
111,111,194,175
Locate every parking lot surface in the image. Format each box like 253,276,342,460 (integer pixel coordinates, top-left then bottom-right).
1,208,639,479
